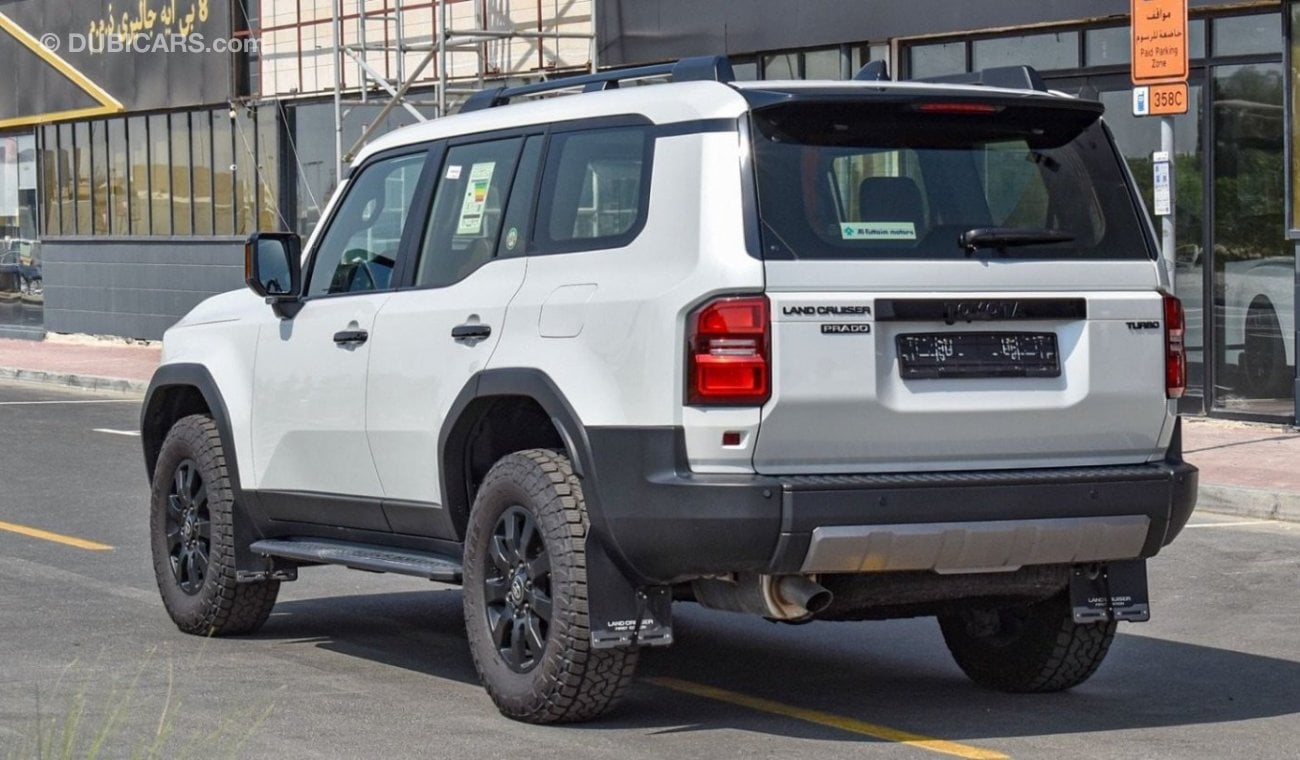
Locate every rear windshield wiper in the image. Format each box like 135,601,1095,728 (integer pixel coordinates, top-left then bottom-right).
959,227,1074,256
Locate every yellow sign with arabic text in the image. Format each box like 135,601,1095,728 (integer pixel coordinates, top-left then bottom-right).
1131,0,1188,84
88,0,211,42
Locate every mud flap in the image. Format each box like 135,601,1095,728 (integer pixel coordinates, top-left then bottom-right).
232,495,298,584
1069,559,1150,623
586,535,673,649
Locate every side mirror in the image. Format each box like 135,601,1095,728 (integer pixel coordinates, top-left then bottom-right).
245,232,303,318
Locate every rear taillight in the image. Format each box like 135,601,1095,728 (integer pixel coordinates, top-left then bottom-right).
1164,293,1186,399
687,296,770,405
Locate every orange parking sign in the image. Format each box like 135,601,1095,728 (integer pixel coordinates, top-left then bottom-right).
1131,0,1188,84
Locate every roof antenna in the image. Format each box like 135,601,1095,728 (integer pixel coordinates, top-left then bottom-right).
853,60,890,82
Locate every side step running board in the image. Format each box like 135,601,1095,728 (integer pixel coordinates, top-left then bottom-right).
249,539,463,582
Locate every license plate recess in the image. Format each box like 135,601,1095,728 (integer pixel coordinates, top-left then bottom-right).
897,331,1060,379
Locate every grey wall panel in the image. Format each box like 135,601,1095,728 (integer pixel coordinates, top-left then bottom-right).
41,238,244,340
598,0,1246,65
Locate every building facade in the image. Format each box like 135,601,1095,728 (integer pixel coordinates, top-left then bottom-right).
0,0,1297,422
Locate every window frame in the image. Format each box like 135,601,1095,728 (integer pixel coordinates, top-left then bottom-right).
300,144,436,301
529,119,656,256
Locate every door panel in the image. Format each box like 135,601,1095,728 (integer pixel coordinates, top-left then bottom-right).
250,150,429,528
366,136,539,536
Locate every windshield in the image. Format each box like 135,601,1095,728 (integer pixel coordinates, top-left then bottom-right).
751,98,1153,260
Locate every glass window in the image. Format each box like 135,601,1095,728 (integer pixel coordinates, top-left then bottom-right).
234,109,258,234
763,52,798,80
127,117,151,236
306,151,427,296
149,114,171,235
257,108,281,231
1085,26,1129,67
172,113,193,235
290,102,336,238
40,126,60,236
908,42,966,79
1213,13,1281,58
1212,63,1290,411
973,31,1080,73
57,124,75,236
417,138,523,288
803,48,842,80
0,133,42,321
496,136,543,258
212,113,235,235
1190,18,1207,59
751,100,1148,261
537,128,649,250
90,121,108,235
731,60,759,82
74,122,91,235
107,119,129,235
191,112,214,236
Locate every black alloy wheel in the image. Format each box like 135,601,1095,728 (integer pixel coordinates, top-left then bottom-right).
164,459,211,595
483,506,554,672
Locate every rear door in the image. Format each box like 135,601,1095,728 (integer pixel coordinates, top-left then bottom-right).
365,134,540,537
748,93,1175,474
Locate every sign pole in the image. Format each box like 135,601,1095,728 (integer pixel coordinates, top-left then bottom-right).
1131,0,1189,290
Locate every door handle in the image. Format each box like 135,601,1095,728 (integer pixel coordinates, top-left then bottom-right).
451,323,492,341
333,329,369,346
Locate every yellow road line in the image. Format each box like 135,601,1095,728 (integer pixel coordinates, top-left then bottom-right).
648,677,1008,760
0,520,113,551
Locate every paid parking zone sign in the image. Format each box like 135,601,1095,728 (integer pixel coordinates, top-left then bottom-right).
1132,82,1188,116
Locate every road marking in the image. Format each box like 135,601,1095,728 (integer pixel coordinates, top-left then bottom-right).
647,677,1008,760
0,399,138,406
1184,520,1275,529
0,520,113,551
93,428,141,437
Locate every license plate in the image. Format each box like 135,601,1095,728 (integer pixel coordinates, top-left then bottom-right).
897,332,1060,379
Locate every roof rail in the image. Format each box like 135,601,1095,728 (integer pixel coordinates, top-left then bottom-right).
914,65,1048,92
459,55,735,113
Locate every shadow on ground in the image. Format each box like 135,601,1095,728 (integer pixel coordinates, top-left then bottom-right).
252,589,1300,744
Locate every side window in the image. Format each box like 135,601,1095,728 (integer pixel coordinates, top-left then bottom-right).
416,137,523,288
306,151,427,296
536,127,650,251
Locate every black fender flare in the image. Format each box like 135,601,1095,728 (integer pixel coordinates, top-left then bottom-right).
141,363,275,579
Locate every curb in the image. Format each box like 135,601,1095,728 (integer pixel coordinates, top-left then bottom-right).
0,366,147,396
1197,484,1300,523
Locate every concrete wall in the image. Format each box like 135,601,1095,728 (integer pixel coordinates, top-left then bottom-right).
40,238,245,340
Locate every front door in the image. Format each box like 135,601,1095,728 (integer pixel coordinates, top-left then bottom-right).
250,149,430,530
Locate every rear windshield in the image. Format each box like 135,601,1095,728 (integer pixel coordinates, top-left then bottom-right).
751,98,1152,260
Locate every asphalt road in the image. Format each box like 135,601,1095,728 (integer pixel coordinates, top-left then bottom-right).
1,380,1297,759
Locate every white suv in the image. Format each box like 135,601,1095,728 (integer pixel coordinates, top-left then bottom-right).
141,58,1198,724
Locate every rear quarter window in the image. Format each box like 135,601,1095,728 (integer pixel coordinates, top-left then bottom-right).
534,127,652,253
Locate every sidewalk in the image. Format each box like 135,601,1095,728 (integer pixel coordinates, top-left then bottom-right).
0,335,1296,522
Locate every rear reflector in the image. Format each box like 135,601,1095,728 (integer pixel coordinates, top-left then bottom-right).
688,296,770,405
1164,294,1186,399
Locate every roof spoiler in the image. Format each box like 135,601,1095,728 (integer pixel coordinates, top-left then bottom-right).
460,56,735,113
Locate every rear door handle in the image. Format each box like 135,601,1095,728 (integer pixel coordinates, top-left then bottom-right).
333,329,369,346
451,323,492,341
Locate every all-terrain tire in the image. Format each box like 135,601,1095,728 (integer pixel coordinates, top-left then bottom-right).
462,449,638,724
937,589,1116,693
150,414,279,636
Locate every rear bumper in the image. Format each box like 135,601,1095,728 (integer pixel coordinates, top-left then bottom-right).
584,426,1198,584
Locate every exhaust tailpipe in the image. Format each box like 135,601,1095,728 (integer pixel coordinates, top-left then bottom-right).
691,574,834,620
775,575,833,616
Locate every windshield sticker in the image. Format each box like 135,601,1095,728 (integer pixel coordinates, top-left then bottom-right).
445,164,462,180
841,222,916,241
456,162,496,235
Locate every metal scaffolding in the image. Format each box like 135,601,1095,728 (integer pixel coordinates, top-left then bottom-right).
331,0,597,178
